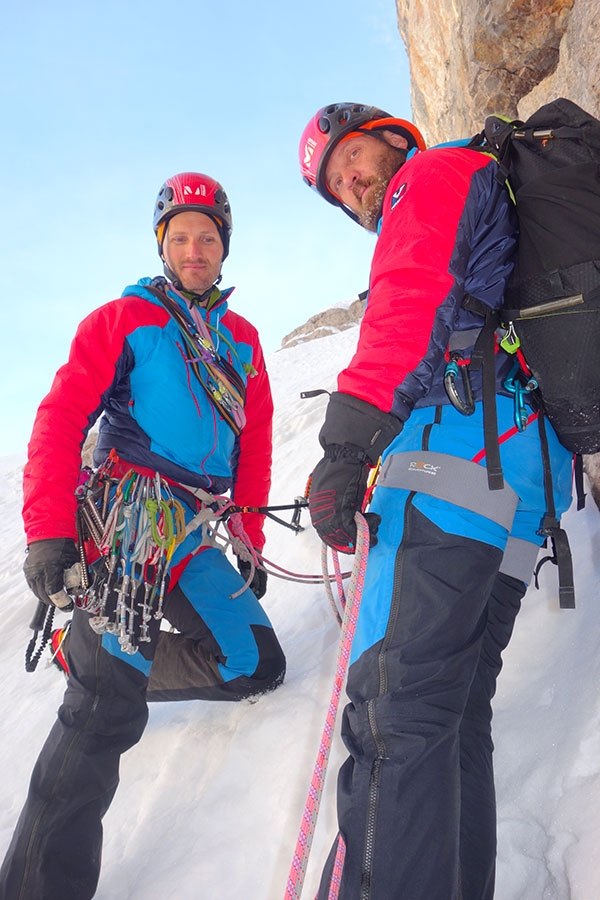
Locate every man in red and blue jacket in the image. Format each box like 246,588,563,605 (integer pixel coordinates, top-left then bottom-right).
299,104,573,899
0,173,285,900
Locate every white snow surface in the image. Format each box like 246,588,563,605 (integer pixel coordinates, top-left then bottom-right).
2,326,600,899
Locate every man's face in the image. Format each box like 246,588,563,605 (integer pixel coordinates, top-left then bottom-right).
324,133,407,231
162,210,224,295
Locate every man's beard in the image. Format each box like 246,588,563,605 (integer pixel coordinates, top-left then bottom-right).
355,147,407,232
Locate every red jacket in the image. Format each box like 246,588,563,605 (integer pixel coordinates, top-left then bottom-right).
337,147,517,420
23,280,273,550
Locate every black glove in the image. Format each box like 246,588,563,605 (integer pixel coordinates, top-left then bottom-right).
308,392,403,553
237,555,268,600
23,538,80,609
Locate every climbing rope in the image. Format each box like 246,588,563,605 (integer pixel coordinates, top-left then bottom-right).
284,512,370,900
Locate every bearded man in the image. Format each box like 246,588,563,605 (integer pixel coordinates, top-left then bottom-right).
298,104,573,900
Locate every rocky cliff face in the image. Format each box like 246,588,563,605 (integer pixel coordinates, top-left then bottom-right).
281,0,600,495
280,298,365,349
395,0,598,145
393,0,600,494
283,0,599,352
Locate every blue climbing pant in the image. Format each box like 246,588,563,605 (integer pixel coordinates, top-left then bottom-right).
318,399,573,900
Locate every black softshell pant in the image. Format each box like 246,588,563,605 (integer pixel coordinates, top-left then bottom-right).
318,506,524,900
0,557,285,900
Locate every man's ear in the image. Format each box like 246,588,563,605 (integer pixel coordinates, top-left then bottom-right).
380,129,409,150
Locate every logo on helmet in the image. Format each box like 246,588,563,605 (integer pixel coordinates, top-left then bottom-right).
183,184,207,197
303,138,318,169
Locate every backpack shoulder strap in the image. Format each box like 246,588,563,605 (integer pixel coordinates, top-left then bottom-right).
482,115,524,185
462,294,504,491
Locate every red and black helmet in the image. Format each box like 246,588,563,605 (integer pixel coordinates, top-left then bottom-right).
153,172,233,259
299,103,426,207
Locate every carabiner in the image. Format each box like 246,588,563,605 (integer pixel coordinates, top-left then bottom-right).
444,354,475,416
503,360,529,431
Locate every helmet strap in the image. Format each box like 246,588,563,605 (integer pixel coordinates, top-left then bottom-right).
160,262,223,307
183,276,223,310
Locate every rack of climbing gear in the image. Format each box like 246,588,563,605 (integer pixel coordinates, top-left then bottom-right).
70,456,189,654
25,456,351,672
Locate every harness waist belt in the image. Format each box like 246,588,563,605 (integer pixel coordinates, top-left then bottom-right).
378,450,518,530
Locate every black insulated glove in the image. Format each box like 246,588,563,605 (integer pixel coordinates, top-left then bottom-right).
309,447,381,552
237,555,268,599
308,392,403,553
23,538,80,609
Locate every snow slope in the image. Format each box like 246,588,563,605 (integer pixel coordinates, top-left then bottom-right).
1,326,600,899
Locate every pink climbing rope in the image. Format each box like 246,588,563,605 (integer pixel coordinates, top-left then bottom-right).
284,512,370,900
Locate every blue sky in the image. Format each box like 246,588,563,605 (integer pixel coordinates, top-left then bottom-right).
1,0,412,456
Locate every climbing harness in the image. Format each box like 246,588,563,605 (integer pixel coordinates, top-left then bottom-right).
24,450,251,670
285,512,370,900
146,280,248,436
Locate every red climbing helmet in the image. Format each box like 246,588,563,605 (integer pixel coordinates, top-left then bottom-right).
153,172,233,258
299,102,426,206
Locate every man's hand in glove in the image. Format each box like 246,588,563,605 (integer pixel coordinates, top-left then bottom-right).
237,555,268,600
23,538,80,609
308,392,402,553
